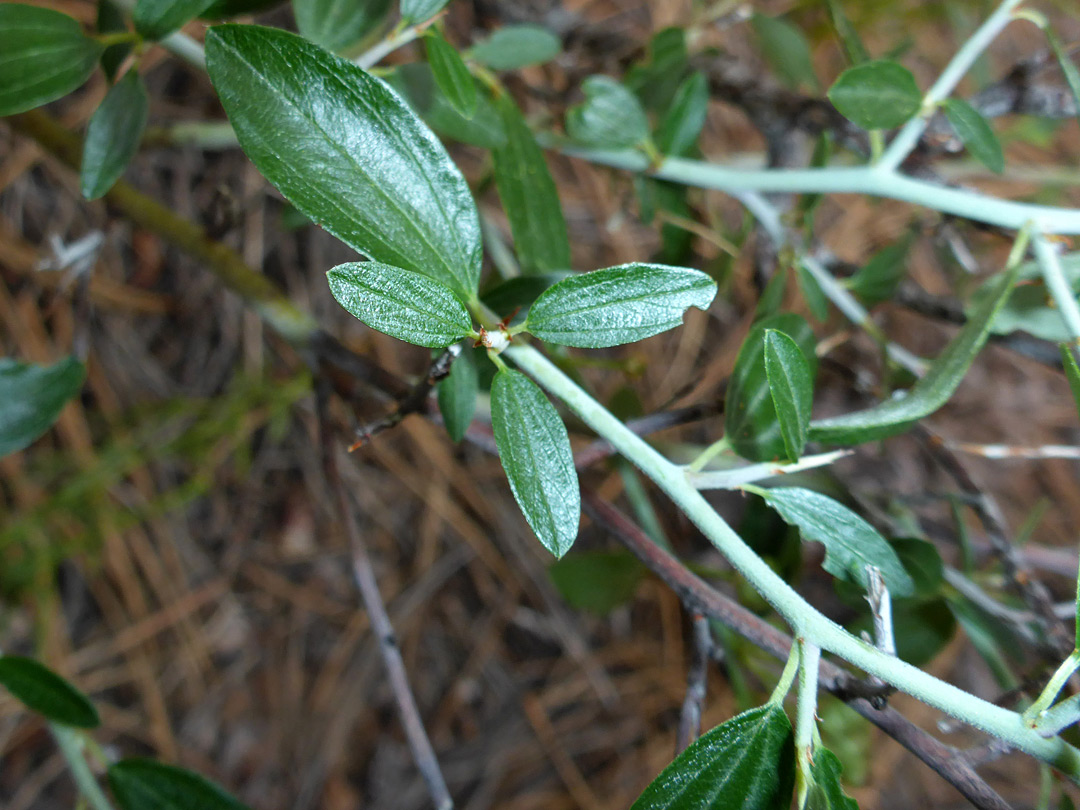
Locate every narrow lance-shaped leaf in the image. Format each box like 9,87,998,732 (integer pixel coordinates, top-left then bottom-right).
401,0,449,25
810,259,1021,444
806,746,860,810
655,71,708,158
566,75,649,149
134,0,217,40
292,0,391,54
206,25,482,298
387,63,506,149
327,262,473,347
763,329,813,461
491,369,580,558
827,60,921,130
437,347,478,442
469,24,560,72
943,98,1004,174
0,356,85,458
109,759,249,810
824,0,868,65
0,656,100,728
524,263,716,348
1046,30,1080,132
81,70,149,200
425,30,477,119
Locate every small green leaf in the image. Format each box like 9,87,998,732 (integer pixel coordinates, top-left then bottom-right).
491,369,580,558
0,656,99,728
943,98,1003,174
401,0,449,25
1062,344,1080,422
388,62,505,149
625,27,688,114
631,704,795,810
425,30,477,119
824,0,868,65
437,347,478,441
109,759,249,810
524,263,716,348
0,356,85,458
134,0,217,40
469,24,560,71
892,537,944,598
1047,30,1080,132
81,70,149,200
97,0,132,83
751,14,818,91
846,236,911,305
655,71,708,157
292,0,391,54
758,487,915,597
796,262,830,321
566,75,649,149
0,4,103,116
763,329,813,462
327,262,473,347
827,60,921,130
549,550,645,615
481,273,570,321
807,746,859,810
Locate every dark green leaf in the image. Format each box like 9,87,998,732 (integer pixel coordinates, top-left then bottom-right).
491,369,579,558
469,24,560,71
109,759,249,810
206,25,482,298
949,597,1022,688
943,98,1003,174
81,70,149,199
846,236,910,305
824,0,868,65
437,348,477,441
892,537,944,597
1047,30,1080,132
883,598,956,666
134,0,217,40
292,0,391,54
827,60,921,130
201,0,286,18
549,550,645,615
631,703,795,810
525,263,716,348
751,14,818,91
0,4,103,116
625,27,688,114
796,262,830,321
655,71,708,157
758,487,915,597
401,0,448,25
0,356,85,458
388,62,505,148
0,656,99,728
811,259,1020,444
492,94,570,274
566,75,649,149
97,0,132,83
763,329,813,461
481,273,571,322
425,30,476,118
1062,344,1080,422
327,261,473,347
807,747,859,810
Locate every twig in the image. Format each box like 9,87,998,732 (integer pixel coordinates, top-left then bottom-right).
686,449,852,491
675,615,711,754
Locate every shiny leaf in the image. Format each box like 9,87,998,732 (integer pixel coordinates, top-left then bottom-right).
292,0,391,54
566,75,648,149
437,347,478,441
827,60,921,130
763,329,813,461
469,24,560,71
0,656,99,728
943,98,1003,174
109,759,249,810
425,30,476,118
81,70,149,199
0,356,85,458
134,0,217,40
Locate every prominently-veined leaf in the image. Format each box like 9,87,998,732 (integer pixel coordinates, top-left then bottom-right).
206,25,482,298
655,71,708,157
0,356,85,458
827,60,921,130
758,487,915,597
524,263,716,348
327,261,473,347
566,75,649,149
292,0,391,54
1062,344,1080,422
631,704,795,810
751,14,818,91
1047,30,1080,132
763,329,813,461
0,4,103,116
469,24,560,71
97,0,132,83
726,314,817,463
549,550,645,615
388,63,505,149
425,30,476,118
437,347,478,441
943,98,1003,174
401,0,449,25
846,236,911,305
0,656,99,728
492,94,571,274
824,0,868,65
811,260,1020,444
109,759,249,810
807,747,859,810
491,370,580,558
134,0,217,40
81,71,149,200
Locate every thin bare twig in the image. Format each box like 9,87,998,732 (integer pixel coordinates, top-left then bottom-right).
676,615,712,754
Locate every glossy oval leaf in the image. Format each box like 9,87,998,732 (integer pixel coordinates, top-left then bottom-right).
401,0,448,25
388,62,505,149
134,0,217,40
943,98,1003,174
524,263,716,348
436,347,478,441
807,746,859,810
469,24,560,71
491,369,580,558
751,14,818,91
763,329,813,462
0,656,99,728
0,4,104,116
108,759,249,810
425,30,477,119
327,261,473,347
656,71,708,158
566,75,649,149
206,24,482,298
632,703,795,810
292,0,391,54
758,487,915,597
81,70,149,200
827,60,921,130
0,356,85,458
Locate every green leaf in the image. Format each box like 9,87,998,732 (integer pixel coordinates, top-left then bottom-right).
1047,30,1080,132
425,30,477,119
810,259,1020,444
655,71,708,157
492,94,570,274
97,0,132,83
977,252,1080,343
401,0,448,25
566,75,649,149
327,261,473,347
796,262,830,321
827,60,921,130
0,356,85,458
206,24,482,298
943,98,1003,174
625,27,688,114
549,550,645,615
491,369,580,558
201,0,286,18
631,704,795,810
860,597,955,666
846,236,910,305
763,329,813,462
109,759,249,810
758,487,915,597
134,0,217,40
1062,344,1080,422
481,273,570,321
0,4,103,116
891,537,944,598
292,0,391,54
437,347,478,442
0,656,99,728
469,24,560,72
388,62,505,149
824,0,868,65
80,70,149,200
725,314,817,463
807,747,859,810
524,263,716,348
751,14,818,91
